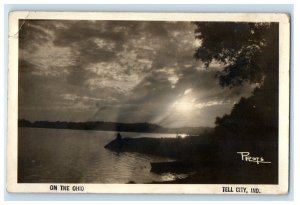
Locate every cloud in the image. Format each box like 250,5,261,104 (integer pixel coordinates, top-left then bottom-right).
19,20,56,50
18,20,255,127
18,59,37,74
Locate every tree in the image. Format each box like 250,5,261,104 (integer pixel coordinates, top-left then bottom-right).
193,22,279,141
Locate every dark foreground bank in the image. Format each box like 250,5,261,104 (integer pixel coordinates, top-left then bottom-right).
104,135,278,184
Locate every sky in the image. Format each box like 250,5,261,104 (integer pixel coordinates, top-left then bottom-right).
18,20,255,128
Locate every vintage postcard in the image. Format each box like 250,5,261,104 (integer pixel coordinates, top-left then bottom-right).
7,12,290,194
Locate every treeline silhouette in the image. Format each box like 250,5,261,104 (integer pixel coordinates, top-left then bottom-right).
193,22,279,144
18,119,212,134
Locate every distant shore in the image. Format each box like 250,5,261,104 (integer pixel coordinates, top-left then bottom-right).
18,119,213,135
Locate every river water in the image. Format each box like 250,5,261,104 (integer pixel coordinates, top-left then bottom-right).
18,128,188,183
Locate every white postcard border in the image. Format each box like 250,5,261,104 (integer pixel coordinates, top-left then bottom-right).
7,12,290,194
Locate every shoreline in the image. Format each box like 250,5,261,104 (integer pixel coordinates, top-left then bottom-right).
105,136,278,184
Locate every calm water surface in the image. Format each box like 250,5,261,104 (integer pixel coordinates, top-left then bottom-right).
18,128,187,183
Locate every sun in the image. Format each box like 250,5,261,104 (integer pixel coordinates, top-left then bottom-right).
171,88,196,114
173,100,194,113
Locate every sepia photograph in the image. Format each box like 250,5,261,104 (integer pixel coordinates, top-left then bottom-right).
7,12,290,194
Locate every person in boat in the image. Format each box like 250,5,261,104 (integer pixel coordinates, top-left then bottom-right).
116,132,123,150
116,132,122,141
